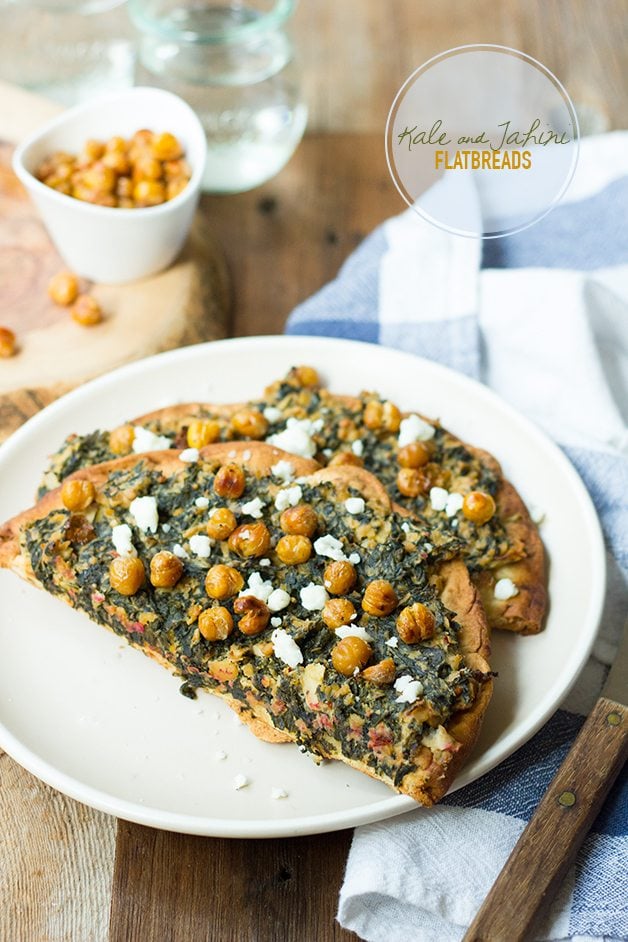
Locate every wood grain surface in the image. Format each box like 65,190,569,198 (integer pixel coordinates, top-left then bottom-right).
1,2,626,940
110,823,357,942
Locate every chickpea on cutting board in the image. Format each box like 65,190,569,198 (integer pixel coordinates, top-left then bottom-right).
0,82,230,443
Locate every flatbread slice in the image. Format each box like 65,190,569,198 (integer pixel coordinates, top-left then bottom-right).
37,367,545,633
1,443,491,806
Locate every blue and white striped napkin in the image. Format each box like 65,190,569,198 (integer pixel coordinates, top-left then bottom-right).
287,132,628,942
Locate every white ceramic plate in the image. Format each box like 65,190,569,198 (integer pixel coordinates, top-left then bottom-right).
0,337,605,837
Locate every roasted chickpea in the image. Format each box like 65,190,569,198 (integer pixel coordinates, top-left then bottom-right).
280,503,318,538
167,177,188,201
109,424,135,455
276,534,312,565
80,139,105,163
324,560,357,595
363,399,401,432
398,442,431,469
198,606,233,641
230,408,268,439
71,295,102,327
116,175,134,199
228,522,272,558
322,597,356,629
151,132,184,161
48,271,79,307
82,162,116,193
362,579,398,617
289,365,320,387
163,158,191,180
150,550,184,588
213,463,246,499
396,603,436,643
61,478,95,512
109,556,145,596
205,564,244,600
133,155,162,181
382,401,402,432
462,491,496,525
206,507,237,540
397,467,430,498
132,128,154,148
102,149,130,176
186,419,221,449
133,179,166,207
0,327,17,358
361,657,396,685
363,400,383,430
331,636,372,676
234,596,270,636
329,452,363,468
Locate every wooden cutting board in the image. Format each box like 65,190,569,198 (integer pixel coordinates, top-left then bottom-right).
0,81,230,442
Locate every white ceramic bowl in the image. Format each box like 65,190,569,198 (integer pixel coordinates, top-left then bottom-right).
12,87,207,284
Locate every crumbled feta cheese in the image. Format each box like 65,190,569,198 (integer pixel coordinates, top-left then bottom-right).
530,504,545,525
423,725,455,752
268,588,291,612
351,439,364,457
494,577,519,600
299,583,329,611
161,523,171,533
195,496,210,509
242,449,251,460
263,406,282,423
214,750,227,761
129,496,159,534
189,534,212,558
132,426,171,453
429,486,449,511
322,448,333,458
401,522,411,533
394,674,424,704
228,449,237,458
172,543,188,559
259,558,271,567
313,534,346,561
385,636,399,648
241,496,265,519
271,787,288,800
270,616,282,628
348,552,361,565
240,572,273,603
179,447,199,463
271,459,295,483
345,497,365,515
398,414,436,447
335,625,372,642
274,485,302,512
112,523,135,557
423,542,433,552
267,417,317,458
445,492,464,517
233,773,249,790
271,628,303,668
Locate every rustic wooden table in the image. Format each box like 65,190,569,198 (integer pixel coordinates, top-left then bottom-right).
1,2,626,940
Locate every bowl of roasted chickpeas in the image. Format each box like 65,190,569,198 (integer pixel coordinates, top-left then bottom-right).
12,87,207,284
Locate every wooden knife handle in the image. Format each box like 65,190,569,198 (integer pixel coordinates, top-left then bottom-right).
464,696,628,942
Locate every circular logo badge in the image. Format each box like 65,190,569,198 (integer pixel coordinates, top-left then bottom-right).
386,45,579,238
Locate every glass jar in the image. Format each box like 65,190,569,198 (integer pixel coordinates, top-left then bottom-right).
129,0,307,192
0,0,135,106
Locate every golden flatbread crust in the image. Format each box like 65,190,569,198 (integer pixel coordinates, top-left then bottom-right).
1,443,491,804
